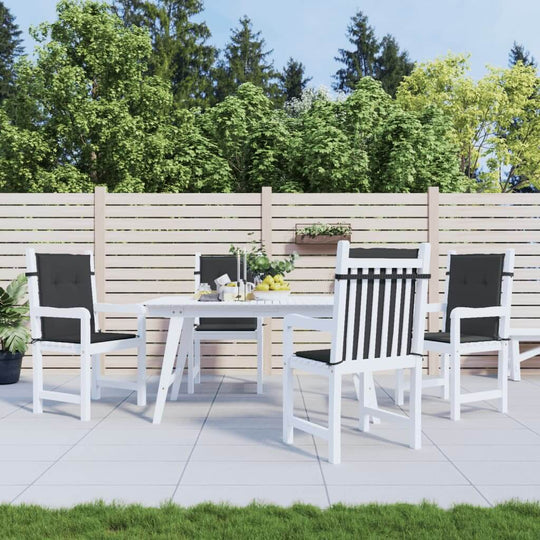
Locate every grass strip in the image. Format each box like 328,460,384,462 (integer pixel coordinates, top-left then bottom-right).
1,500,539,539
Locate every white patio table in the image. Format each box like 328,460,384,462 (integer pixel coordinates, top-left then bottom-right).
144,294,334,424
509,328,540,381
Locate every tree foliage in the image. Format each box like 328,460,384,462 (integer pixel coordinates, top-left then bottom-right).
213,16,278,103
333,10,413,97
509,41,537,68
114,0,216,107
0,1,23,103
397,53,540,192
278,57,312,103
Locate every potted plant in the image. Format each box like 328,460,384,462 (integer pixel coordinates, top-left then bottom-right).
0,274,31,384
295,222,352,244
230,243,298,293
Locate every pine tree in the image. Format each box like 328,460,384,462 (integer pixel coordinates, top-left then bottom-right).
278,57,312,102
509,41,537,68
333,10,413,96
376,35,414,97
114,0,216,107
0,1,23,102
213,16,277,102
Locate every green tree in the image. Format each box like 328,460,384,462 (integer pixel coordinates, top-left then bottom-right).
0,0,226,192
333,10,413,96
114,0,216,107
213,16,278,102
398,53,540,192
0,1,23,102
278,57,312,102
509,41,536,68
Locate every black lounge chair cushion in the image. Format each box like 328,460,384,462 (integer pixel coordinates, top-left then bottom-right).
424,332,499,344
295,349,332,363
43,332,136,344
196,318,258,332
36,253,96,342
445,254,504,340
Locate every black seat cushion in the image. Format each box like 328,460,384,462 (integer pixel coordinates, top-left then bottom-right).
43,332,136,344
36,254,96,342
295,349,332,363
445,254,505,340
424,332,498,344
196,318,258,332
198,255,257,333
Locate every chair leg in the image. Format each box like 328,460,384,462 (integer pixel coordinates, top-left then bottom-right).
91,354,101,400
136,340,147,407
80,351,92,422
410,363,422,449
358,372,370,433
187,337,195,395
509,339,521,382
282,361,294,445
33,345,43,415
257,327,264,394
441,353,450,400
449,347,461,421
395,369,404,405
498,341,509,413
328,371,342,465
194,340,201,384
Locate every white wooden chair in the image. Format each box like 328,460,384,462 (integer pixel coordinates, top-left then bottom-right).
26,249,146,421
189,253,264,394
396,250,514,421
282,241,430,464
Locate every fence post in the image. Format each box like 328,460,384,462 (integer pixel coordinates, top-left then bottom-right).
427,186,440,375
94,186,107,372
261,186,273,375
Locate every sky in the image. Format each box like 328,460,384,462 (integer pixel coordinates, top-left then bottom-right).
4,0,540,89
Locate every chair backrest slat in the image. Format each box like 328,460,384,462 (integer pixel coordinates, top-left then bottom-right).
332,243,430,365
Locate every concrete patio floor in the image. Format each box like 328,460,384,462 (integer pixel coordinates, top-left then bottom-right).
1,370,540,509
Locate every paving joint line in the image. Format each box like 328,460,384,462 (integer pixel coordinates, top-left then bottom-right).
297,373,331,507
170,375,224,502
10,377,139,504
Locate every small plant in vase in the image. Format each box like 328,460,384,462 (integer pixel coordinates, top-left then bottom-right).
229,243,298,294
0,274,31,384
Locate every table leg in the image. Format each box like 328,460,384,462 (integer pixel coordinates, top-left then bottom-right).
153,316,184,425
171,318,194,399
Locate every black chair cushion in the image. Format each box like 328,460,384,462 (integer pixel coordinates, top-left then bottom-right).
36,254,96,342
198,255,257,332
43,332,136,344
424,332,498,344
445,254,505,340
196,318,258,332
295,349,332,363
344,247,420,361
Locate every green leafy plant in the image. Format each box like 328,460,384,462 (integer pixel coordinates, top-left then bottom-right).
0,274,31,354
230,243,298,278
297,222,351,237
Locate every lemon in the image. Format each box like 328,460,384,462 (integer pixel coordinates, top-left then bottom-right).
273,274,284,283
226,282,237,287
270,283,281,291
263,275,274,285
255,283,270,291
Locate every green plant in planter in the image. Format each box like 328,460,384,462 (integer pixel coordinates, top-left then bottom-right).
0,274,30,384
0,274,30,353
298,222,351,237
229,243,298,279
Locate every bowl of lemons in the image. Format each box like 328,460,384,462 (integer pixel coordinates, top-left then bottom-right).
253,274,291,300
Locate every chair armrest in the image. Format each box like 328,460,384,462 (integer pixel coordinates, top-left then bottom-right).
450,306,505,321
94,303,146,315
426,303,446,313
35,306,91,321
34,307,91,345
284,314,333,332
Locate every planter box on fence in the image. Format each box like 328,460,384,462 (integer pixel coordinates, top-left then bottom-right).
295,223,352,245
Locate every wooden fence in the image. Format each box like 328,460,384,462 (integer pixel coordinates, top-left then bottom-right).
1,186,540,374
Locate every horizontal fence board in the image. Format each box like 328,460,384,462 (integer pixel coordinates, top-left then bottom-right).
0,206,95,218
272,205,428,218
107,193,259,204
0,193,94,204
106,205,261,218
0,218,94,230
272,193,427,204
106,217,260,230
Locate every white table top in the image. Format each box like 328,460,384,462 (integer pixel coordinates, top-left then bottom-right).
144,294,334,318
509,328,540,339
